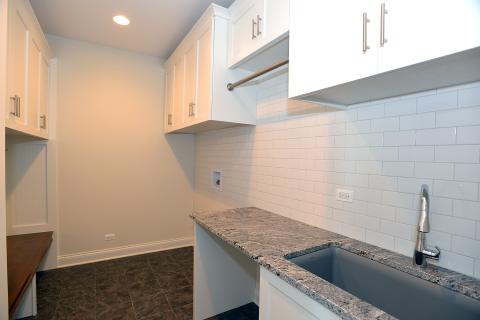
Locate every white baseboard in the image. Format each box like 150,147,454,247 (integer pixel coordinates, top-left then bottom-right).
57,236,194,268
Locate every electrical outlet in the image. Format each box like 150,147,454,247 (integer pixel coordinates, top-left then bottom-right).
104,233,116,241
212,170,222,190
336,189,354,202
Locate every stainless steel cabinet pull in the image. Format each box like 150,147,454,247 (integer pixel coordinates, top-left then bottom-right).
380,3,388,46
189,102,196,117
362,12,370,53
251,18,257,39
40,115,47,129
17,96,21,118
256,15,262,36
9,96,17,116
167,114,172,125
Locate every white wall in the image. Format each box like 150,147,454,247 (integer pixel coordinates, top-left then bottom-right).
0,0,10,317
49,35,195,263
195,73,480,279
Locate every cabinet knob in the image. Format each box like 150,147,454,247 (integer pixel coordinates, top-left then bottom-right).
362,12,370,53
252,19,257,40
167,114,172,125
9,96,17,116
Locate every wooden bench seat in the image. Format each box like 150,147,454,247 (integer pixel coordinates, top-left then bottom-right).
7,231,53,317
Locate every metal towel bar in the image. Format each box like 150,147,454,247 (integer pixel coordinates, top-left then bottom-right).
227,59,289,91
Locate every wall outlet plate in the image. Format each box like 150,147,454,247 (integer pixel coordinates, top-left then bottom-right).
104,233,116,241
212,170,222,191
336,189,354,202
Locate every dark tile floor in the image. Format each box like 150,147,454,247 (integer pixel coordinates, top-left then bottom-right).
26,246,258,320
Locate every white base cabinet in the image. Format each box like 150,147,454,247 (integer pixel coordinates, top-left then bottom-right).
259,267,340,320
164,4,256,134
6,0,52,139
289,0,480,107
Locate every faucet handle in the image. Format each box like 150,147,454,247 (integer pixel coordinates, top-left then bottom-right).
422,246,440,260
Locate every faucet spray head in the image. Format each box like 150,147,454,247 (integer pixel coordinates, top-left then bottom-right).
418,184,430,233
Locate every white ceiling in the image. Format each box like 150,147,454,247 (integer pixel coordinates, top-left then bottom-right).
30,0,235,58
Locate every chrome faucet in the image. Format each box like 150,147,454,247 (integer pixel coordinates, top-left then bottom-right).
414,184,440,266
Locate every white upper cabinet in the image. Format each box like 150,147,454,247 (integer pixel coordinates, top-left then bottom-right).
164,4,256,134
289,0,480,106
6,0,52,139
377,0,480,73
228,0,289,69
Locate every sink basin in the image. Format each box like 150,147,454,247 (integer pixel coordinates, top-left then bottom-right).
288,247,480,320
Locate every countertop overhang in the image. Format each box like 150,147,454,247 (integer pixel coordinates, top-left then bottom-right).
191,207,480,320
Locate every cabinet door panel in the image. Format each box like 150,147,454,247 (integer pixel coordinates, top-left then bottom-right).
229,0,262,65
164,66,174,131
28,37,41,131
263,0,289,44
289,0,378,99
378,0,480,73
195,25,213,122
183,42,198,124
7,5,29,125
172,57,185,127
39,55,49,134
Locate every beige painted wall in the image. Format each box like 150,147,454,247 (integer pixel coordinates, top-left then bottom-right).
0,0,9,317
49,35,195,257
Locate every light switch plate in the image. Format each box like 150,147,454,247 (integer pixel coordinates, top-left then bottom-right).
336,189,354,202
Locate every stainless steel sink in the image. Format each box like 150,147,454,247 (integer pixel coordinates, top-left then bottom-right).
288,247,480,320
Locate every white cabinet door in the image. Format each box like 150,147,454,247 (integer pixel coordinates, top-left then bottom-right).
27,36,41,132
183,42,198,124
262,0,289,45
194,23,213,123
164,65,175,131
7,2,29,126
172,56,185,128
39,55,49,135
260,268,340,320
289,0,378,99
378,0,480,73
229,0,265,66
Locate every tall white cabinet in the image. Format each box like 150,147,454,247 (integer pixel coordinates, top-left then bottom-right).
6,0,52,139
164,4,256,134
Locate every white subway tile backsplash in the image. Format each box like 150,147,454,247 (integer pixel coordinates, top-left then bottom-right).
414,162,454,180
435,145,480,163
417,91,457,113
433,180,478,201
455,164,480,182
459,86,480,108
457,126,480,144
436,106,480,128
371,117,400,132
366,230,395,251
382,162,415,177
399,113,436,130
434,251,475,276
399,146,434,161
195,77,480,278
452,236,480,259
431,214,476,238
384,131,416,146
416,128,457,145
453,199,480,220
357,104,385,120
385,99,417,116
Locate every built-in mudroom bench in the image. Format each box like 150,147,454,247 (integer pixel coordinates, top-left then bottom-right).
7,231,53,319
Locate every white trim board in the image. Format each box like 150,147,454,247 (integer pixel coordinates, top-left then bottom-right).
57,236,194,268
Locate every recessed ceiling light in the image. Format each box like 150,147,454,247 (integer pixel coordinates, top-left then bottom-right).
113,15,130,26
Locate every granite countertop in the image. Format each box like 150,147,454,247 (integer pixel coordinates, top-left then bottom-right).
191,207,480,320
